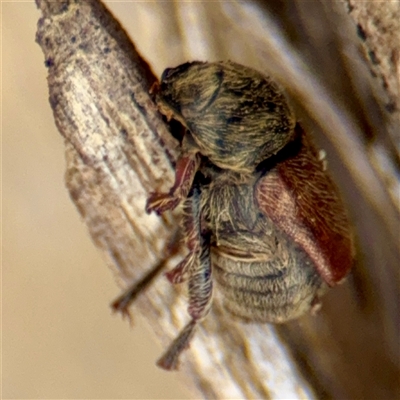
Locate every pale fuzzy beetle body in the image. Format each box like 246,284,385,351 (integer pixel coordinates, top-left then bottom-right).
203,168,325,323
145,61,353,370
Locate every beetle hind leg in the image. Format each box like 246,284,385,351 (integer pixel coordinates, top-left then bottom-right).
188,235,212,320
156,320,197,370
157,184,213,370
156,240,212,370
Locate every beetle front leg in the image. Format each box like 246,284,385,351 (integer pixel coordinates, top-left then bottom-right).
146,153,200,215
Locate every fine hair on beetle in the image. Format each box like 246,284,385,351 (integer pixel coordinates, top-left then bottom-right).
113,61,354,370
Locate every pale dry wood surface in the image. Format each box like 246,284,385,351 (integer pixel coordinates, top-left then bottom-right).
36,0,399,398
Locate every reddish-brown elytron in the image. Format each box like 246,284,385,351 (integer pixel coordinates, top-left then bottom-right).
140,61,352,369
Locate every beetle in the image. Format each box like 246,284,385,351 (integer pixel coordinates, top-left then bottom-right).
122,61,354,370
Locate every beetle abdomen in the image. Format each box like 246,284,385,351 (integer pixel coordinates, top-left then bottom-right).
212,243,325,323
204,175,326,323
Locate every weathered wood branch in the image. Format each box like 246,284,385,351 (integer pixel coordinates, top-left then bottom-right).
340,0,400,210
36,0,399,398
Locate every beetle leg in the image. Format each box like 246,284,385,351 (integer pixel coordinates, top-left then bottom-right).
188,234,212,320
157,240,212,370
111,259,165,325
165,253,194,284
185,183,213,320
156,320,197,370
146,153,200,215
164,181,203,284
111,230,181,323
157,184,213,370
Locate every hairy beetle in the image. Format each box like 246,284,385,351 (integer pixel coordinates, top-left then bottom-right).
143,61,354,369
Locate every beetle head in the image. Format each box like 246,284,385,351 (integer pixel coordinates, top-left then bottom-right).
157,61,296,173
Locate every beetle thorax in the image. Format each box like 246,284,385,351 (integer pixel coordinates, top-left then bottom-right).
157,61,296,173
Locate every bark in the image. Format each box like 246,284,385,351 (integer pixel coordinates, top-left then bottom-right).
35,0,399,398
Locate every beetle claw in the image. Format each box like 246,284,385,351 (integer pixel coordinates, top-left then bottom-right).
146,192,180,214
111,297,134,326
